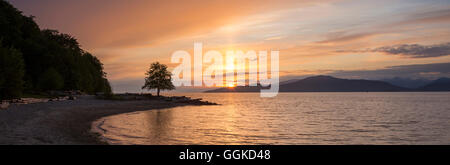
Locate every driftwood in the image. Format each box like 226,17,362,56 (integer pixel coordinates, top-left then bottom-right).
1,95,78,109
0,101,9,109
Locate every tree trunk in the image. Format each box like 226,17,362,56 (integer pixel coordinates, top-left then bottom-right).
157,88,160,96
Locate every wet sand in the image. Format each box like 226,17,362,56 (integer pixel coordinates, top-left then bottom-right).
0,96,198,145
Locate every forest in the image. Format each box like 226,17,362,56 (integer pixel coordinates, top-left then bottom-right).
0,0,111,100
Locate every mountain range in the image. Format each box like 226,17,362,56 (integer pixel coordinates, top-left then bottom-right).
205,75,450,93
380,77,432,89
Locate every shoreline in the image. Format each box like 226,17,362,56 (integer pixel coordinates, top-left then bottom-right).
0,95,213,145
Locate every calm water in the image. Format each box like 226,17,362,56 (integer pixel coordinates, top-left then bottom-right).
92,92,450,144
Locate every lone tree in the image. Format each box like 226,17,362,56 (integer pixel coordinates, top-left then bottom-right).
142,62,175,96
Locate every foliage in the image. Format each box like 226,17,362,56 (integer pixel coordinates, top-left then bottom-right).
38,68,64,91
0,45,24,100
142,62,175,96
0,0,112,98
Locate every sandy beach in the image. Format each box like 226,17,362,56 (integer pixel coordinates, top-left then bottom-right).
0,96,203,145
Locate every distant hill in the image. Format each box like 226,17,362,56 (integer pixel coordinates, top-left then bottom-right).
205,84,268,93
418,77,450,91
279,76,408,92
380,77,431,89
205,75,409,93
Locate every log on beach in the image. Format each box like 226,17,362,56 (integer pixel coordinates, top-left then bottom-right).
0,102,9,109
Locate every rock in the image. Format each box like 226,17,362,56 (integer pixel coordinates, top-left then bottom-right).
68,96,76,100
1,102,9,109
11,99,20,103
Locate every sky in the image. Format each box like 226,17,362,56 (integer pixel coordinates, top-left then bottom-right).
8,0,450,92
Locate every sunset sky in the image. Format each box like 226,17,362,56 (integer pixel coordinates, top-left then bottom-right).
9,0,450,92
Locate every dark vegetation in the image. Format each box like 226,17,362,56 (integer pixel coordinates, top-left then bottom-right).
0,0,111,100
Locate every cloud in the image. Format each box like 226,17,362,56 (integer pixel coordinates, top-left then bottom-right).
10,0,332,49
372,43,450,58
395,8,450,26
317,32,380,44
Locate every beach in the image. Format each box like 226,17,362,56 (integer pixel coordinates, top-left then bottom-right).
0,95,206,145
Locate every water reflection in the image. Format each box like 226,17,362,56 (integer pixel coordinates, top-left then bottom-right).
96,92,450,145
145,110,173,144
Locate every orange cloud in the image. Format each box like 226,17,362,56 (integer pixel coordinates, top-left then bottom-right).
16,0,333,50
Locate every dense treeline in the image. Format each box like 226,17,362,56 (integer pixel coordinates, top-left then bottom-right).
0,0,111,100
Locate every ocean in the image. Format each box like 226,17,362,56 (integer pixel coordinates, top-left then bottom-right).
92,92,450,144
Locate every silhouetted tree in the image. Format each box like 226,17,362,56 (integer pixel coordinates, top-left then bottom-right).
142,62,175,96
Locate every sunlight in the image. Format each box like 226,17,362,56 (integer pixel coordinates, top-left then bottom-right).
220,24,240,33
227,83,236,88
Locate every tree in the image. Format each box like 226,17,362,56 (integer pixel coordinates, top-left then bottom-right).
0,44,24,100
142,62,175,96
38,67,64,91
0,1,113,95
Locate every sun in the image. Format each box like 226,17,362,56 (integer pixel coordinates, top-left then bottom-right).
227,83,236,88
